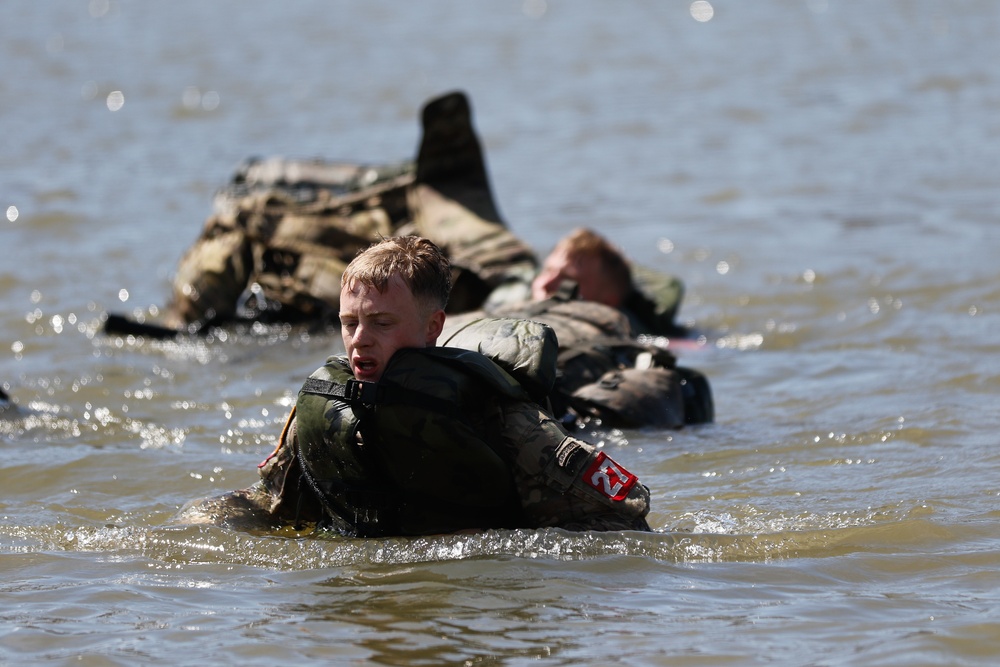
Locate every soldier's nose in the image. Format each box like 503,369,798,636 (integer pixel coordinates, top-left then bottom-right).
352,324,371,347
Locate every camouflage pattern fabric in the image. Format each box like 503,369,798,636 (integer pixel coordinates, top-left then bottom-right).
623,263,687,337
443,297,707,428
491,399,650,531
163,91,538,329
409,183,538,313
481,259,689,339
437,316,559,404
221,157,415,206
167,223,253,329
165,173,411,328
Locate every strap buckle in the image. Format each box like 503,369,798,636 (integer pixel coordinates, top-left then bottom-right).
344,379,379,405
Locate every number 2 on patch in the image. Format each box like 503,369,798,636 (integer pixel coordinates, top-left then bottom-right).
583,451,638,501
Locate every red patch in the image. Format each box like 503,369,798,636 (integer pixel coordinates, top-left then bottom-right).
583,451,638,501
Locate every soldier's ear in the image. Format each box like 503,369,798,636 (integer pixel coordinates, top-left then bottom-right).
425,308,446,345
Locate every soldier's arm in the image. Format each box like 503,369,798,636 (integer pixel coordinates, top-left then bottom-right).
162,219,253,329
174,410,324,530
494,400,651,532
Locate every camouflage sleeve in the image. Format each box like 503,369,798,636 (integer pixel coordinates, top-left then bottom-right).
175,409,322,530
495,400,651,532
163,220,253,328
256,409,323,523
172,411,304,529
409,183,538,312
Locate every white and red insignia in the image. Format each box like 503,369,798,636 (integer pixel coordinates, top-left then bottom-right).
583,451,638,501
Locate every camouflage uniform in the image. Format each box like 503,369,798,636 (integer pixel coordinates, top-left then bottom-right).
444,295,714,428
163,92,537,330
166,171,408,328
256,321,651,536
483,259,689,339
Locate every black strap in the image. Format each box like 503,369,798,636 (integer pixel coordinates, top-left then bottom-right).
300,377,381,404
300,375,464,419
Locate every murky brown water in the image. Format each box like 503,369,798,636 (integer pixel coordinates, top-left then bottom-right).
4,1,1000,664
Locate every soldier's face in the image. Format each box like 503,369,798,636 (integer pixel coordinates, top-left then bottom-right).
532,246,619,307
340,275,445,382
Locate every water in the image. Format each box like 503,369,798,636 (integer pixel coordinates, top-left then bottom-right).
3,1,1000,664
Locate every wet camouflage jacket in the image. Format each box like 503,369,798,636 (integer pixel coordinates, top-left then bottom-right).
444,298,713,428
258,332,651,536
166,171,409,328
484,262,689,339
